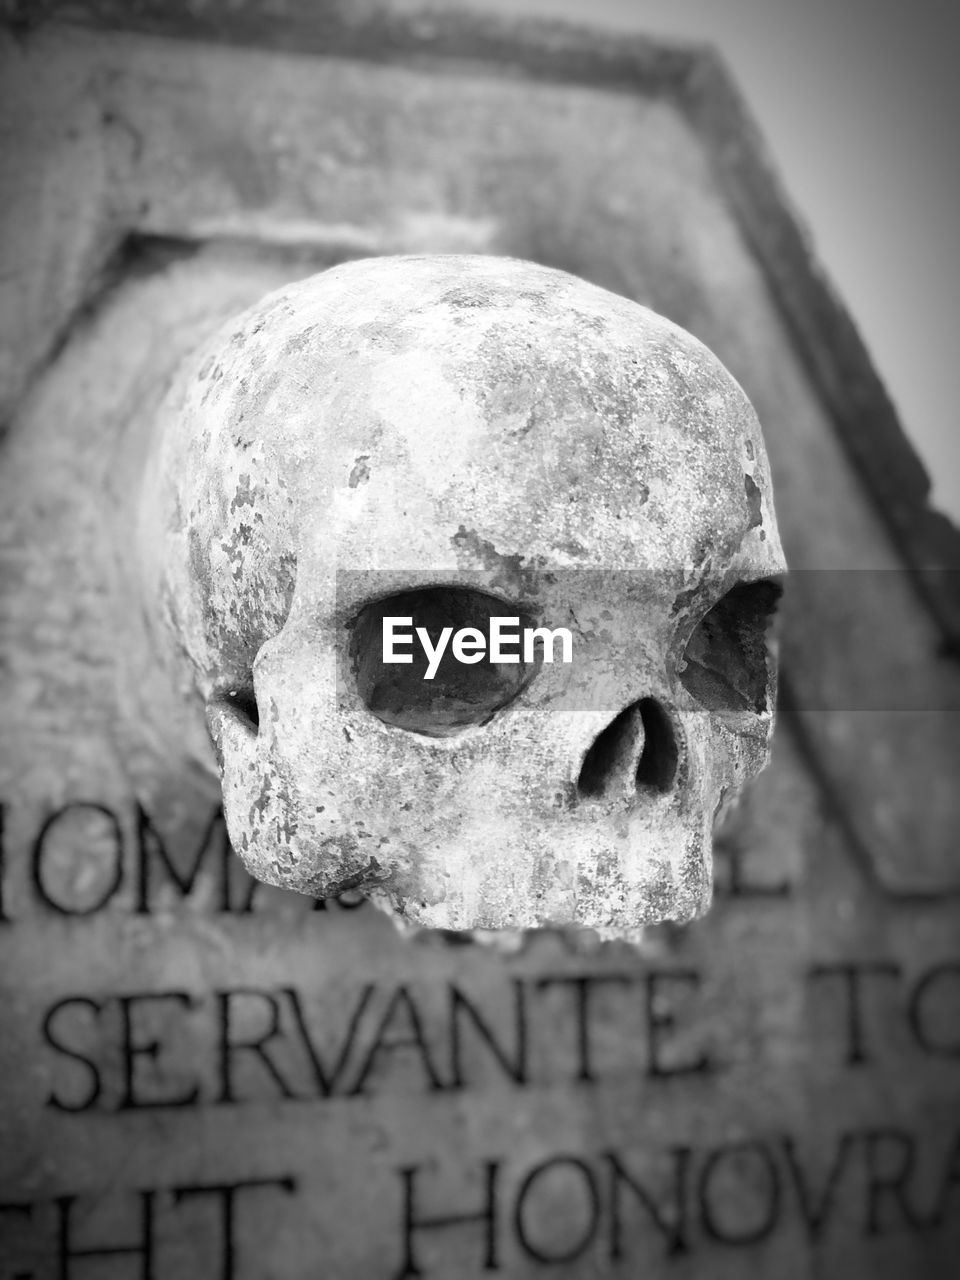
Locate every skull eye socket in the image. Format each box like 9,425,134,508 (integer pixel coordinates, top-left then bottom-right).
678,579,782,714
350,587,538,737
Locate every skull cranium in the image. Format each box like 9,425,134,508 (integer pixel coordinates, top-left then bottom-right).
140,255,784,939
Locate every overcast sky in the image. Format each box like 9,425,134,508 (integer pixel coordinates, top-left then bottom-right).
401,0,960,522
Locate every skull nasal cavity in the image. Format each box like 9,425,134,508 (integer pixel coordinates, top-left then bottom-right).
209,686,260,735
577,698,677,799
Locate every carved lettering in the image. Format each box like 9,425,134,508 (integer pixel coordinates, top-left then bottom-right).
216,988,297,1104
350,985,447,1096
808,962,903,1065
395,1161,500,1278
2,1127,958,1275
644,970,714,1078
534,975,633,1083
513,1157,601,1264
698,1141,781,1245
56,1190,156,1280
930,1130,960,1228
393,1125,960,1273
607,1148,690,1258
862,1129,924,1236
32,802,125,916
284,983,375,1097
43,996,104,1113
780,1133,856,1239
135,803,233,914
25,1179,298,1279
449,982,527,1088
171,1179,298,1280
906,962,960,1057
117,992,201,1111
808,961,960,1064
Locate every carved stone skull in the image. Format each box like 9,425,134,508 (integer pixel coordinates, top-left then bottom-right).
140,255,784,939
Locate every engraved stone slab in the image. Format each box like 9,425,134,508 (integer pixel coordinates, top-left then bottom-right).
1,13,958,1279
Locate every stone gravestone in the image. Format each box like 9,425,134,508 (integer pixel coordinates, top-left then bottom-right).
1,6,959,1277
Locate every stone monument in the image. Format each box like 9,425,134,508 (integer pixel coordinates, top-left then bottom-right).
1,6,958,1277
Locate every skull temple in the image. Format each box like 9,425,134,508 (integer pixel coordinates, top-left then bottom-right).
139,255,785,939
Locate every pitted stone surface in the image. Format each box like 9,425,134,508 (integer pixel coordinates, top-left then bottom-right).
141,256,785,935
3,26,960,1278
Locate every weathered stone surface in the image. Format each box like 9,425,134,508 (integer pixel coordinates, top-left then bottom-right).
1,13,959,1279
140,255,784,935
3,18,957,890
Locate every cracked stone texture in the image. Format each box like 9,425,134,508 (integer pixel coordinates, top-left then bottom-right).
140,255,785,935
